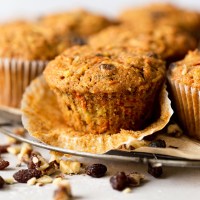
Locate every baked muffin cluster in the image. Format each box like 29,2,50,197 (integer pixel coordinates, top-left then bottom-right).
2,3,200,139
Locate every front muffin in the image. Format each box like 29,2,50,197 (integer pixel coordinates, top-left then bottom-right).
44,45,166,134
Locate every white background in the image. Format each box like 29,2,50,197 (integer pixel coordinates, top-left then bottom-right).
0,1,200,200
0,0,200,22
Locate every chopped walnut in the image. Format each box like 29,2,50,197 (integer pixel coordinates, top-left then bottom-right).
60,160,80,174
37,175,53,184
54,181,72,200
167,123,183,137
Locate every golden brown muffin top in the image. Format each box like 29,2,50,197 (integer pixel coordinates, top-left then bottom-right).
119,3,200,36
168,50,200,88
0,22,86,60
89,25,197,61
44,45,166,94
40,9,115,37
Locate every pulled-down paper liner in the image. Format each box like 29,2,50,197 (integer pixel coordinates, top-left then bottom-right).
21,76,178,155
0,58,47,108
168,79,200,140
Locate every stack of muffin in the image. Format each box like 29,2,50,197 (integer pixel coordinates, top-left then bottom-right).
2,3,200,140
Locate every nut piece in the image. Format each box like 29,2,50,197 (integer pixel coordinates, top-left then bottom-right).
43,160,59,176
6,136,17,144
4,178,15,184
60,160,80,174
167,124,183,137
7,146,21,155
27,177,37,186
13,169,42,183
85,164,107,178
28,154,49,171
37,175,53,184
127,172,145,187
0,159,9,170
122,187,132,193
54,182,72,200
110,172,129,191
18,143,33,163
0,176,5,189
148,163,163,178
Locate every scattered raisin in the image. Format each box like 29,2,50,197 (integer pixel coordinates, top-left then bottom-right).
0,176,5,189
0,159,9,170
148,163,163,178
13,169,42,183
149,139,166,148
0,145,10,154
99,64,116,71
110,172,129,191
86,164,107,178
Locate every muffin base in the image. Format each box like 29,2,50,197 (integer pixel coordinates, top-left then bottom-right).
168,79,200,140
21,76,173,154
0,58,47,108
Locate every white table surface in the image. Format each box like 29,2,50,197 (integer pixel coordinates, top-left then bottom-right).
0,0,200,199
0,133,200,200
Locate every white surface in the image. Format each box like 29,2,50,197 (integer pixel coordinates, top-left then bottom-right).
0,1,200,199
0,134,200,200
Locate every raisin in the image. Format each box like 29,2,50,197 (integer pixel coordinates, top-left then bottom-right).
0,159,9,170
85,164,107,178
148,163,163,178
0,145,9,154
70,36,86,46
13,169,42,183
110,172,129,191
146,52,158,58
0,176,5,189
150,11,166,19
149,139,166,148
99,64,116,71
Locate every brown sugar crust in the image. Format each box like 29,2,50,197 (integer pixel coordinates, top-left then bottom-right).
0,22,84,60
44,45,165,94
89,25,197,61
168,50,200,89
119,3,200,37
44,45,165,134
40,9,115,37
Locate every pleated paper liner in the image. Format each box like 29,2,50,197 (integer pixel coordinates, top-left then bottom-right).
21,76,182,155
0,58,47,108
168,79,200,140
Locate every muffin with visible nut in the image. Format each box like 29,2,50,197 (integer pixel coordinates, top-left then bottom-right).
44,45,166,134
0,22,83,108
40,9,116,37
119,3,200,38
89,25,197,63
167,50,200,140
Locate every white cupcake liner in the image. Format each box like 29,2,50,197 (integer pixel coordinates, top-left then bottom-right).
0,58,47,108
168,79,200,140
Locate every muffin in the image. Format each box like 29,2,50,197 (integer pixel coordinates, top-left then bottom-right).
0,22,83,108
44,45,166,134
119,3,200,38
40,9,116,37
89,25,197,63
167,50,200,140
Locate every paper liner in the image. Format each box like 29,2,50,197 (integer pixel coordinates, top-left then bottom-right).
21,76,175,154
0,58,47,108
168,79,200,140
